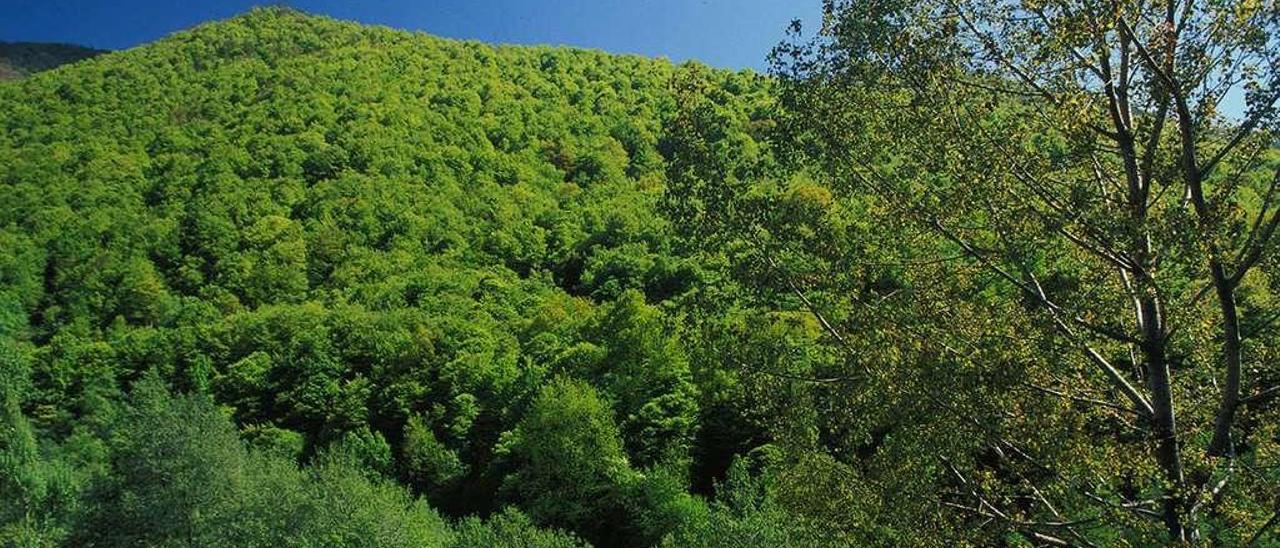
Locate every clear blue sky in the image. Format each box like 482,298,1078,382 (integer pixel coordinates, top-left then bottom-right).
1,0,823,71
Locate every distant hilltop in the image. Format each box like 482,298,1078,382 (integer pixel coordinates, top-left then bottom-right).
0,41,106,80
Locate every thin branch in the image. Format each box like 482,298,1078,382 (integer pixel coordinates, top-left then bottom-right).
1023,381,1143,416
730,357,860,385
759,250,872,376
1118,19,1182,104
1241,385,1280,405
933,219,1156,417
1248,509,1280,546
1231,166,1280,284
1199,87,1280,180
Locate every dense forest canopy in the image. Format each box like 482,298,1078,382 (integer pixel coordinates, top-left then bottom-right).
0,8,795,547
1,4,1278,547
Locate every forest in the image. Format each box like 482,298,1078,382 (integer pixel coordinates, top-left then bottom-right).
1,4,1278,547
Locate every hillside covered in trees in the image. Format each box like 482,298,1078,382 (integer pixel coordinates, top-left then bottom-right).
0,8,793,547
2,4,1278,547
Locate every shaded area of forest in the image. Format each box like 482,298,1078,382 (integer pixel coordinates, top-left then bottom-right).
0,42,104,80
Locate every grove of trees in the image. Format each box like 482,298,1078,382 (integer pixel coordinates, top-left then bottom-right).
1,4,1277,546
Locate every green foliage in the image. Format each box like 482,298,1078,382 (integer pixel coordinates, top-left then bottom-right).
0,341,80,546
661,459,826,548
451,508,586,548
0,8,780,546
73,374,455,547
83,373,250,546
240,423,305,460
625,460,711,546
328,426,395,478
401,414,466,497
499,378,635,545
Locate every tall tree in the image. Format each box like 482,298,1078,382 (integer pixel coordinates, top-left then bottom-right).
750,0,1279,543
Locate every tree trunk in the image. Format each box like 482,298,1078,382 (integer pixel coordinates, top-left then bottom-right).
1207,263,1242,457
1140,295,1189,542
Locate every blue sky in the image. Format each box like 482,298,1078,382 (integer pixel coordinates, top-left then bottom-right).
1,0,823,71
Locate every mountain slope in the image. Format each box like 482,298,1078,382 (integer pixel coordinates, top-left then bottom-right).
0,7,779,547
0,41,104,80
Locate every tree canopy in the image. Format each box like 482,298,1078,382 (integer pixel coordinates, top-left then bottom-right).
2,4,1278,546
0,7,787,547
